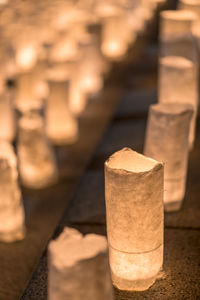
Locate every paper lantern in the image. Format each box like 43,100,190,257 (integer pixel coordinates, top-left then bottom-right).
0,91,16,142
77,36,103,94
68,78,87,116
105,148,164,291
48,227,113,300
144,103,193,211
17,112,58,189
159,56,198,148
0,141,25,242
159,10,198,62
178,0,200,40
101,15,129,60
15,63,48,113
46,65,79,145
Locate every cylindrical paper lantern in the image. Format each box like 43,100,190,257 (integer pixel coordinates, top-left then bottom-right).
144,103,193,211
0,91,16,142
159,10,198,62
98,3,129,61
48,227,113,300
77,36,103,95
178,0,200,41
46,67,78,145
159,56,198,148
105,148,164,291
68,78,87,116
18,112,58,189
0,141,25,242
15,67,46,113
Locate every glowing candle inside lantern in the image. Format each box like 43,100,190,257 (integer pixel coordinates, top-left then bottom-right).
0,141,25,242
16,44,38,72
159,56,198,148
18,112,58,189
105,148,164,291
101,14,128,60
159,10,198,62
0,91,15,142
48,227,113,300
144,103,193,212
46,68,78,145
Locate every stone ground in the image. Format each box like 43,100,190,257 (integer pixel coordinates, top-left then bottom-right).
1,2,200,300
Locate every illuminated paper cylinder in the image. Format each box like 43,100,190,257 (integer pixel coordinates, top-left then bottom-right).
178,0,200,41
68,78,87,116
77,36,103,95
159,10,198,62
144,103,193,212
46,75,79,145
105,148,164,291
0,141,25,242
18,112,58,189
0,91,16,142
15,67,46,113
48,227,113,300
101,15,129,60
159,56,198,148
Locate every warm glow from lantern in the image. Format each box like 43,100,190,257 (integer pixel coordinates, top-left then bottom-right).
15,70,45,113
46,75,79,145
16,44,37,71
79,72,103,94
159,56,198,148
0,91,15,142
77,35,104,94
101,40,127,60
0,0,8,4
101,16,129,60
68,79,87,116
178,0,200,38
0,141,25,242
144,103,193,211
159,10,198,61
49,34,79,63
18,112,58,189
105,148,164,291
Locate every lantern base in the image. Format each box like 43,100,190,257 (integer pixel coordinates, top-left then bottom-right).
0,226,26,243
109,244,163,291
111,272,157,292
20,165,58,189
164,200,182,212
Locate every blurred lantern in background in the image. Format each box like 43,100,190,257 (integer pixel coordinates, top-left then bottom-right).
0,141,25,242
17,112,58,189
160,10,198,62
159,56,198,148
46,65,79,145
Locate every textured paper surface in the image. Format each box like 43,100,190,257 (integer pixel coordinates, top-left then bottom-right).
105,148,164,291
144,103,193,211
